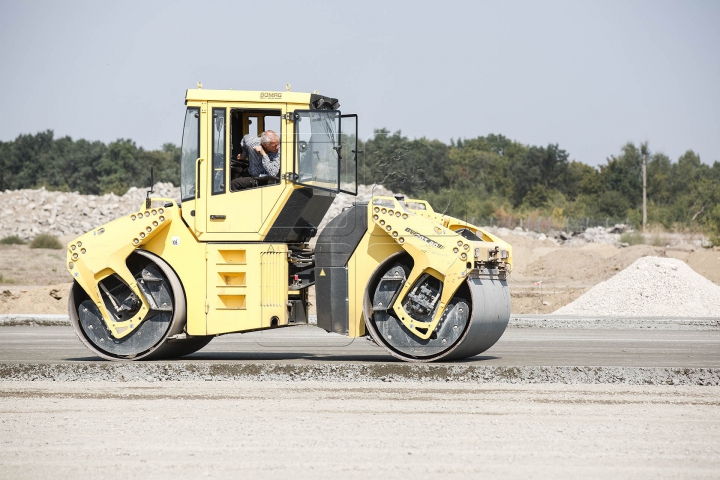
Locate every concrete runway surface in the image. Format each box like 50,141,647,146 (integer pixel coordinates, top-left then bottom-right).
1,324,720,367
1,381,719,479
1,324,719,478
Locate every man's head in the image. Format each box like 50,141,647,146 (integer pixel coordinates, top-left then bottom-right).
260,130,280,154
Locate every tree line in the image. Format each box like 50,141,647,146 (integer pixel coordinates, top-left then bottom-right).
0,130,179,196
358,129,720,242
1,129,719,242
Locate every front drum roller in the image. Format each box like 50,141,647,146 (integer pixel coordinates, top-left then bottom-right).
69,250,212,360
363,252,510,362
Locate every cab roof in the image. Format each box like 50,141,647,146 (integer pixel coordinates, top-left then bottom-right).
185,88,312,105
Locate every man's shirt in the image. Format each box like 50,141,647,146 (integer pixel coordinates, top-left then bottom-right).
241,134,280,177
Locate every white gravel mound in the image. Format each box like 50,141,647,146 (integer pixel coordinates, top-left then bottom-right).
554,256,720,317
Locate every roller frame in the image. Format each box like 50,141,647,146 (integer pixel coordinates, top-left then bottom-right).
67,199,178,339
362,251,510,362
69,250,195,361
367,196,511,341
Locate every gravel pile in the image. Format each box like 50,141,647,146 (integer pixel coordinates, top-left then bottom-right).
490,226,628,246
1,183,394,242
554,256,720,317
0,183,180,241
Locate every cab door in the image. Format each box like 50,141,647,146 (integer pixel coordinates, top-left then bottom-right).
204,104,285,235
204,105,260,234
292,109,358,195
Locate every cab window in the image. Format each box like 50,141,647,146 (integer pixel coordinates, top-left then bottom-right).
229,109,282,191
180,107,200,202
212,108,226,195
294,110,340,192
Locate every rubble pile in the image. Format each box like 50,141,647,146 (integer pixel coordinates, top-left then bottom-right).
565,225,627,245
0,183,180,241
0,183,392,241
489,224,709,248
486,226,629,246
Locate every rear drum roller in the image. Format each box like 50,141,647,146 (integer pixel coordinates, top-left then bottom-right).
363,252,510,362
69,250,211,360
164,335,214,358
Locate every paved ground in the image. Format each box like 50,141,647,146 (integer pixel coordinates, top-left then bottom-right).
2,325,719,477
1,325,719,368
1,381,719,479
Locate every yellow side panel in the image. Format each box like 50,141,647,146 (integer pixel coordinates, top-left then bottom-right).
206,243,288,335
346,224,401,338
142,211,208,336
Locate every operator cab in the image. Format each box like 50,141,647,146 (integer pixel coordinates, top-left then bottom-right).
179,89,358,240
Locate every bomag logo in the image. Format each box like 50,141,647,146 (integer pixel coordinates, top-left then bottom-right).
260,92,283,99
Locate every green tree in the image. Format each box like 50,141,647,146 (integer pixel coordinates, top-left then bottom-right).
5,130,55,190
511,144,569,207
0,140,9,190
96,139,141,195
595,190,632,217
704,204,720,245
598,142,643,213
647,153,672,205
561,160,599,200
361,129,448,196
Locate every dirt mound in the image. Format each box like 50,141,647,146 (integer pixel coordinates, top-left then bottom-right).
554,257,720,317
520,244,666,286
0,245,69,286
0,284,72,314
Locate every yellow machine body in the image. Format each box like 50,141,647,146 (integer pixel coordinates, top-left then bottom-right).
66,88,513,362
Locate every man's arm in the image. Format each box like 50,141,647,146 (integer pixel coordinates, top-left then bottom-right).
261,152,280,177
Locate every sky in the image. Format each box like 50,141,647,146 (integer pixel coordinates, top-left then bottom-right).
0,0,718,166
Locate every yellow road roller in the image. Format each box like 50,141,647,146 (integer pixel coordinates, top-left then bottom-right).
66,87,512,362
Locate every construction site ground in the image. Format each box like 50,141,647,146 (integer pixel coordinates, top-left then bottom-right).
1,324,719,479
2,232,720,478
1,380,718,480
0,319,720,479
